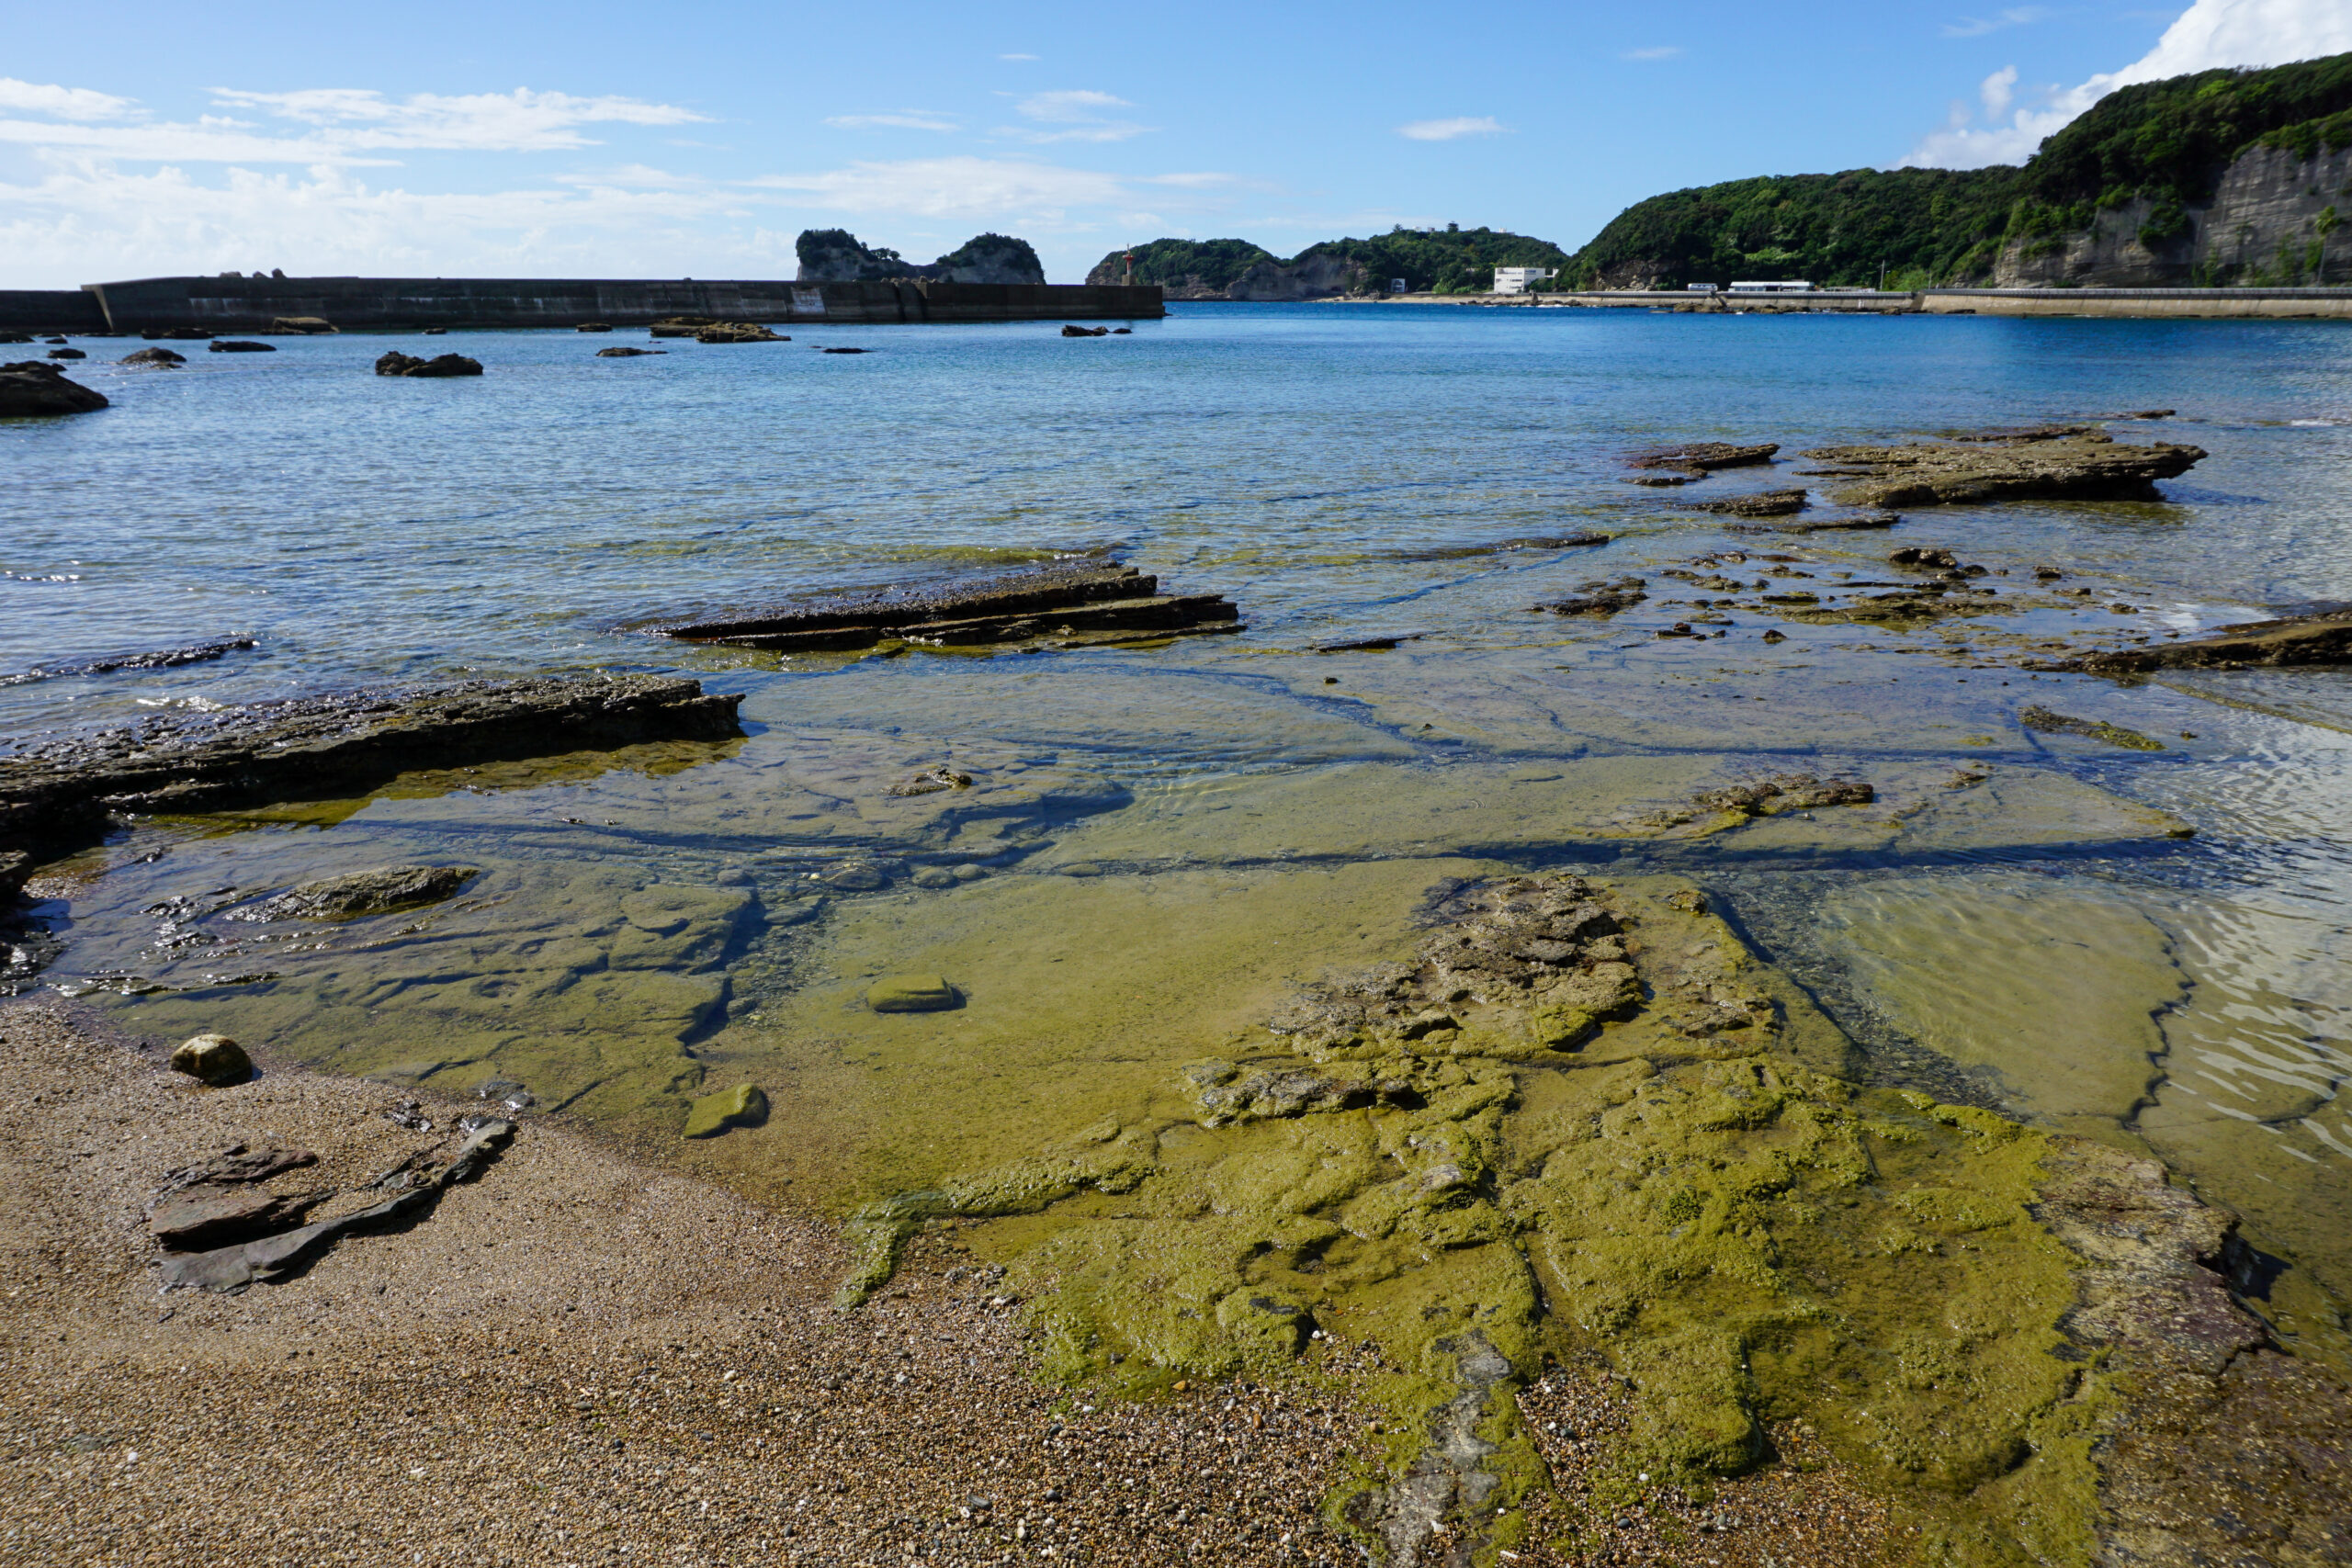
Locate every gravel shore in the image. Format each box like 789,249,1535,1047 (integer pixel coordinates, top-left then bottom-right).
0,997,1920,1568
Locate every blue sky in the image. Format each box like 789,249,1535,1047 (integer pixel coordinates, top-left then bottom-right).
2,0,2344,286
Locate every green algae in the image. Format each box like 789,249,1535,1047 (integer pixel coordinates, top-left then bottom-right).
840,872,2113,1563
683,1082,768,1138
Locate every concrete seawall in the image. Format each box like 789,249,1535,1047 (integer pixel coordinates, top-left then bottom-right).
58,276,1162,333
0,290,110,335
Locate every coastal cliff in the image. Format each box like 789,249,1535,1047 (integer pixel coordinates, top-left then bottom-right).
1567,51,2352,288
796,229,1046,287
1089,226,1570,299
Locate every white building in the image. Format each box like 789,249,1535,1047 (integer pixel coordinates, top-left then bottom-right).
1727,280,1815,293
1493,267,1555,294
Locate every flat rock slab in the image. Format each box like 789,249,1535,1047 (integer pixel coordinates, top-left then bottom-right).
249,864,479,922
1801,431,2204,507
867,975,960,1012
149,1185,325,1248
2059,608,2352,672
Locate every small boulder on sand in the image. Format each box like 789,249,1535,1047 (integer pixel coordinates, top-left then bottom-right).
169,1034,254,1087
682,1084,769,1139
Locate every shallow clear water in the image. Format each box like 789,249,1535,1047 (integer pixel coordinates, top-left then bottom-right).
8,305,2352,1345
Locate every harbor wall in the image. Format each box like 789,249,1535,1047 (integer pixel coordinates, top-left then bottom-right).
1475,287,2352,319
0,289,111,334
74,276,1164,333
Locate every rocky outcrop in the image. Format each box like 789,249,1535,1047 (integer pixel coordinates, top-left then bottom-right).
245,865,479,922
796,229,1047,287
206,340,275,353
1802,429,2205,506
0,674,743,874
374,352,482,378
119,346,184,367
661,559,1241,653
595,345,665,357
2052,607,2352,672
0,361,107,416
1995,139,2352,287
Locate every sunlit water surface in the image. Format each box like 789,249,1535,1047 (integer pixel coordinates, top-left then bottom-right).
6,304,2351,1350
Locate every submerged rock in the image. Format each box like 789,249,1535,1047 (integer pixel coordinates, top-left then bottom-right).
169,1033,253,1087
2020,705,2165,750
683,1083,768,1138
867,974,959,1012
247,864,478,922
1802,430,2205,507
595,345,666,357
207,340,276,353
1627,441,1779,472
0,361,107,416
1061,324,1111,337
1685,487,1807,518
45,347,85,361
1532,577,1646,615
375,351,483,378
120,346,186,366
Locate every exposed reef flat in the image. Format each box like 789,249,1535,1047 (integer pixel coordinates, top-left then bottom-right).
0,673,742,900
660,559,1240,653
2048,606,2352,672
827,873,2347,1565
1800,428,2205,508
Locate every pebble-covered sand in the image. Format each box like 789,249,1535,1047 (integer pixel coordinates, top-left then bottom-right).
0,998,1895,1568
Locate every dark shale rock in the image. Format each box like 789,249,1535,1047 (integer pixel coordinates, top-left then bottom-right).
0,361,108,415
577,321,612,333
375,352,483,378
596,346,666,357
1533,577,1647,615
158,1118,515,1292
661,559,1240,652
149,1185,326,1249
1382,533,1609,562
1061,324,1111,337
206,340,276,353
45,347,85,361
2019,705,2165,750
120,346,186,366
1803,431,2205,508
820,346,869,354
0,673,742,869
1685,488,1807,518
1627,441,1779,472
693,322,786,343
245,864,479,922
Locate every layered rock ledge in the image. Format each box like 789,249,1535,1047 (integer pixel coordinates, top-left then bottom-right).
661,560,1241,653
1801,428,2205,507
0,673,742,899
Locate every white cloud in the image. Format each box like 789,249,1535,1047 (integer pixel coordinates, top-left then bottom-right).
999,52,1039,62
824,111,960,132
0,78,137,121
1000,89,1149,143
1622,46,1682,61
1941,7,2049,39
1903,0,2352,168
745,155,1127,220
1396,116,1508,141
1981,62,2020,118
0,84,707,165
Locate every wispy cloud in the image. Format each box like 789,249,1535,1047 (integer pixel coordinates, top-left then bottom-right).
1902,0,2352,168
999,52,1039,62
0,84,707,165
824,110,959,132
0,78,138,121
1622,46,1683,61
999,88,1150,143
1396,116,1507,141
745,155,1128,219
1940,7,2049,38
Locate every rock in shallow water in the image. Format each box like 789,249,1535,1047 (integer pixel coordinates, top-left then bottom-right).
682,1083,768,1138
375,351,483,378
0,360,108,415
169,1034,253,1087
248,864,478,921
867,974,960,1012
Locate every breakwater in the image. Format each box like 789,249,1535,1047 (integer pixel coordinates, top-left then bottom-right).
6,276,1162,334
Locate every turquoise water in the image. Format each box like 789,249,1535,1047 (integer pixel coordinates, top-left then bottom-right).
8,305,2352,1344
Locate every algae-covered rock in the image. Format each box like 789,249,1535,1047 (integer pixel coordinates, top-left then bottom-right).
867,974,959,1012
683,1083,768,1139
249,864,479,921
169,1033,253,1086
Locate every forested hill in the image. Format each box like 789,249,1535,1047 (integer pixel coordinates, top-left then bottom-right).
1086,226,1571,299
1565,50,2352,289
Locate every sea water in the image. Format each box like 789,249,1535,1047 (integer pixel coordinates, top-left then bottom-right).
6,304,2350,1342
